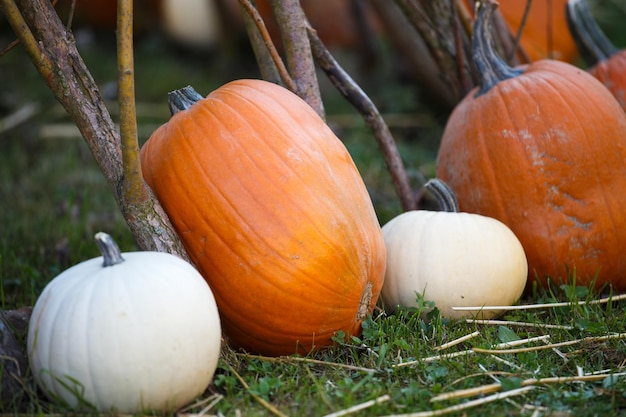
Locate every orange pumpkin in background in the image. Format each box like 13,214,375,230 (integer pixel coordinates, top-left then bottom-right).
55,0,160,33
437,1,626,291
464,0,579,62
140,79,386,356
566,0,626,111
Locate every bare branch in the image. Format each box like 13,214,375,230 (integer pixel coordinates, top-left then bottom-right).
117,0,145,203
238,0,295,90
271,0,324,118
5,0,189,259
308,28,417,212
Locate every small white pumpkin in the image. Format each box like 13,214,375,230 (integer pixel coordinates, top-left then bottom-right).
381,179,528,320
27,232,222,413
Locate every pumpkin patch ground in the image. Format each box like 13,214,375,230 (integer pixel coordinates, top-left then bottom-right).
2,1,626,415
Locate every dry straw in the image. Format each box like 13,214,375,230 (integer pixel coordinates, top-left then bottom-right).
431,372,626,402
452,293,626,312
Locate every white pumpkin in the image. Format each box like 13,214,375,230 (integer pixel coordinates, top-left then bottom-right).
161,0,223,50
27,232,222,413
381,179,528,320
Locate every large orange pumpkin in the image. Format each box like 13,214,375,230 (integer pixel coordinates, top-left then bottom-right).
566,0,626,110
436,1,626,290
140,79,386,356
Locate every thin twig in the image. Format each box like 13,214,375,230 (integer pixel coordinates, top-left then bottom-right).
489,355,522,370
395,334,552,367
466,319,575,330
446,370,520,388
117,0,146,204
474,332,626,355
434,331,481,351
432,372,626,402
0,0,59,56
452,293,626,311
450,0,472,96
432,382,502,402
308,27,417,211
177,393,224,416
322,394,391,417
1,0,55,80
394,349,475,367
224,362,289,417
492,335,551,349
237,0,295,91
239,353,378,373
381,386,535,417
507,0,533,61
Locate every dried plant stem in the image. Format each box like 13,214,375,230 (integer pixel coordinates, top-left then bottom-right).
382,386,535,417
308,27,417,211
396,335,551,367
474,332,626,355
322,394,391,417
432,382,502,402
467,319,575,330
434,331,481,351
492,335,550,349
453,293,626,312
396,349,475,367
177,393,224,415
432,372,626,403
224,362,289,417
239,353,378,374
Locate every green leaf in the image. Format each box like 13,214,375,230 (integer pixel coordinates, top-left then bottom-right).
603,374,621,389
500,377,523,391
497,326,520,343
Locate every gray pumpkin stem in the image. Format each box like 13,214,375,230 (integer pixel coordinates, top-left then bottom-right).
425,179,459,213
94,232,125,267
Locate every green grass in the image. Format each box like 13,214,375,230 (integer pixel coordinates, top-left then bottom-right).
2,4,626,416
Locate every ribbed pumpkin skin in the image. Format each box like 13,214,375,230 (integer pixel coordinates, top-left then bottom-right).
437,60,626,290
589,52,626,111
140,79,386,356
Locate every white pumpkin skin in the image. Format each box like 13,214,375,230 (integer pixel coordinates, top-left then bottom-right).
27,234,222,413
381,210,528,319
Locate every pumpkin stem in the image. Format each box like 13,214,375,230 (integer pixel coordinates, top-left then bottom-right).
168,86,204,115
425,179,459,213
473,0,524,97
94,232,125,267
566,0,619,66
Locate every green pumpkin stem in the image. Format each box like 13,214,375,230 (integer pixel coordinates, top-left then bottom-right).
95,232,125,267
473,0,524,97
168,86,204,115
566,0,619,66
425,179,459,213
